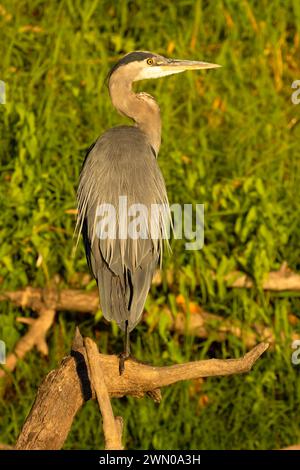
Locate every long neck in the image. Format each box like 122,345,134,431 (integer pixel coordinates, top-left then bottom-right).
109,76,161,155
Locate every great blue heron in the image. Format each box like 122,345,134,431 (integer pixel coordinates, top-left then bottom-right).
77,51,220,373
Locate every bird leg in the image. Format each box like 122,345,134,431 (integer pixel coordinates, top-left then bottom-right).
119,320,130,375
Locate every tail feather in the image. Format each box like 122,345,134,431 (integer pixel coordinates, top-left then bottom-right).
97,250,158,332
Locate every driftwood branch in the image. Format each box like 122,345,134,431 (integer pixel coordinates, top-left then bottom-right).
1,266,299,313
154,263,300,291
84,336,123,450
1,265,299,319
223,262,300,291
1,264,298,378
0,289,57,379
1,265,295,449
15,334,268,450
0,291,272,380
0,287,277,354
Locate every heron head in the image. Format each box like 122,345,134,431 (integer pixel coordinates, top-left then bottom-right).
108,51,221,84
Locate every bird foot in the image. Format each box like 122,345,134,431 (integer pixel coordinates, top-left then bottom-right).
119,352,130,375
118,353,150,375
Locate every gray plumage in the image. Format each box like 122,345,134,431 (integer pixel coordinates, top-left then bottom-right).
77,126,169,332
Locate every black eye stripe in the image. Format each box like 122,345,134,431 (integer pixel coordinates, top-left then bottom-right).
108,52,156,80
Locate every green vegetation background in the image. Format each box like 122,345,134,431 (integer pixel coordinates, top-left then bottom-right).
1,0,300,449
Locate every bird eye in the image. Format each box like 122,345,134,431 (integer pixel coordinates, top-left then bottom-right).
146,58,154,65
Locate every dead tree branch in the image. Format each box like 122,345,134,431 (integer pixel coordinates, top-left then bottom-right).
0,287,275,356
0,286,272,380
1,266,299,315
84,336,123,450
15,336,268,450
1,264,297,378
155,263,300,291
0,289,57,379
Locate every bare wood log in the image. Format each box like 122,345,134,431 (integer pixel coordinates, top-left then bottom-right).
15,340,268,450
0,287,99,314
0,286,272,381
84,337,123,450
2,264,296,378
154,263,300,291
0,287,274,352
224,262,300,291
1,266,299,315
0,289,57,379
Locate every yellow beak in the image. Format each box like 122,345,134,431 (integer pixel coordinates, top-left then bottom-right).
160,59,221,72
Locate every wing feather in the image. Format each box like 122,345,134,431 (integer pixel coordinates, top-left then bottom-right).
77,126,170,331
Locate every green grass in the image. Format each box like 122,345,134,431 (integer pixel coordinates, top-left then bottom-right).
1,0,300,449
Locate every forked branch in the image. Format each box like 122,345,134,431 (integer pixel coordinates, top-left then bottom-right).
15,332,268,450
